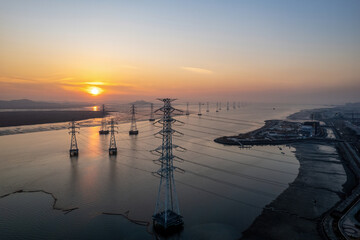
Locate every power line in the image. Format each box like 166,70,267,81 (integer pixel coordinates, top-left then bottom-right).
76,130,294,200
198,114,264,125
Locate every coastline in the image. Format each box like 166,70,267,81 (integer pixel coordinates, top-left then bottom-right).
209,107,357,239
240,142,351,240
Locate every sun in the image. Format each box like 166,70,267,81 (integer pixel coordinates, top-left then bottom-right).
87,86,103,96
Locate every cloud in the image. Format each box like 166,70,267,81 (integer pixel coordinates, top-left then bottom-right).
0,75,40,84
181,67,213,74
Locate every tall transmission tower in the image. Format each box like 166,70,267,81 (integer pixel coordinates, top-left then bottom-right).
185,102,190,116
198,102,202,116
149,103,155,121
99,117,109,134
68,121,80,156
129,104,139,135
109,118,118,155
206,102,209,112
226,101,229,111
152,98,184,231
216,102,219,112
233,102,236,109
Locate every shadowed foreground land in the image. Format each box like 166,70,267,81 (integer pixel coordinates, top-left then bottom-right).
0,111,104,127
241,143,353,240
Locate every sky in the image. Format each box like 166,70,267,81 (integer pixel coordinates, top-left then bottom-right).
0,0,359,104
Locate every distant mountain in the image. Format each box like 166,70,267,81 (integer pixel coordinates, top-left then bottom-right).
0,99,91,109
129,100,152,105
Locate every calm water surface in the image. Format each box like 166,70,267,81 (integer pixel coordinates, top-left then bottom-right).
0,103,324,239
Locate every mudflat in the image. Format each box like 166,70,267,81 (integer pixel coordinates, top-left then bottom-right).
0,111,104,127
240,143,352,240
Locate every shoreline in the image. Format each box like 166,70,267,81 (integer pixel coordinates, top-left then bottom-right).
240,142,352,240
214,119,339,147
210,106,358,239
0,111,104,128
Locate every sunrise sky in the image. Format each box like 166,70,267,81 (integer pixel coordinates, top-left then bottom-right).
0,0,359,103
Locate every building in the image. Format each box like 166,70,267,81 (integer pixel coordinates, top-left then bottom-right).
304,121,320,135
300,125,314,138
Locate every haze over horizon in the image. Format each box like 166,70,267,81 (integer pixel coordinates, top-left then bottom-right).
1,0,359,104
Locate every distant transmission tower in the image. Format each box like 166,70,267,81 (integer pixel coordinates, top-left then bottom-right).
99,117,109,134
233,102,236,109
206,102,209,112
198,102,202,116
109,118,118,155
226,101,229,111
152,98,184,231
216,102,219,112
149,103,155,121
68,121,80,156
185,102,190,116
219,102,222,110
237,102,241,108
129,104,139,135
102,104,106,117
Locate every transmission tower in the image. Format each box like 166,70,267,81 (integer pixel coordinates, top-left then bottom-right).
109,118,118,155
198,102,202,116
216,102,219,112
152,98,184,231
102,104,106,116
185,102,190,116
68,121,80,156
99,117,109,134
129,104,139,135
237,102,241,108
149,103,155,121
233,102,236,109
206,102,209,112
219,102,222,110
226,101,229,111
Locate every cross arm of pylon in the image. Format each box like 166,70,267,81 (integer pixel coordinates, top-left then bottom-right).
150,147,162,155
173,145,187,152
68,131,80,134
174,166,185,174
173,155,184,162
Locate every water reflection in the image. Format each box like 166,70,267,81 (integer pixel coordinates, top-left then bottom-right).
108,155,118,192
0,103,325,239
69,156,79,197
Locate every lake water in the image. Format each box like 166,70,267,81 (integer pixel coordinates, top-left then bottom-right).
0,102,324,239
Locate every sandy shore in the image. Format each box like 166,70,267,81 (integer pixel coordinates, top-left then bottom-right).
0,111,104,127
240,142,353,240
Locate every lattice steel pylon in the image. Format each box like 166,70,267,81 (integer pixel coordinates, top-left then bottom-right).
185,102,190,116
68,121,80,156
227,101,229,111
149,103,155,121
109,118,118,155
102,104,106,116
99,117,109,134
129,104,139,135
206,102,209,112
198,102,202,116
152,98,184,231
233,101,236,109
216,102,219,112
219,102,222,110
